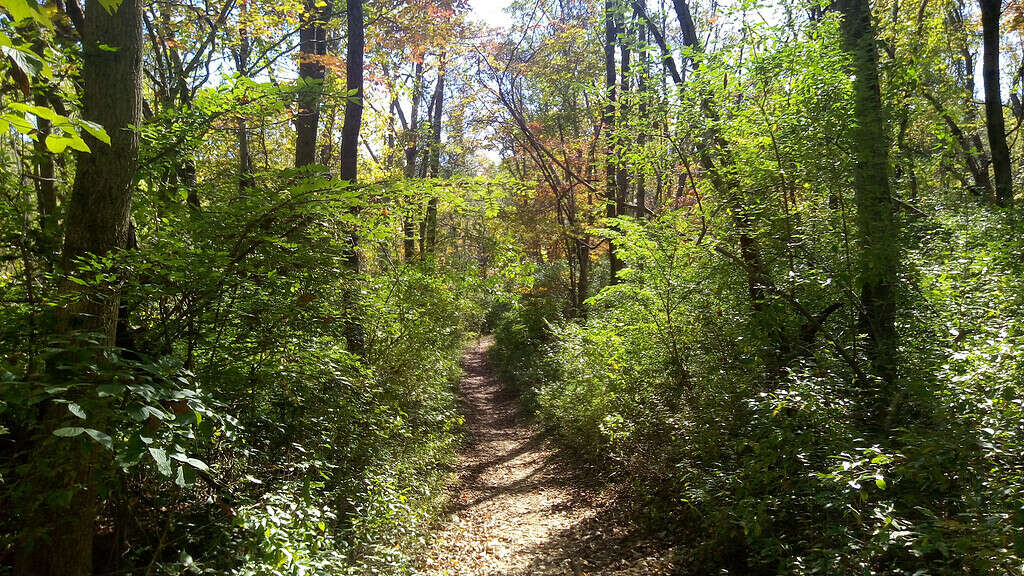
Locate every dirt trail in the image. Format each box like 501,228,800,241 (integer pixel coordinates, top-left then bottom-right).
420,337,677,576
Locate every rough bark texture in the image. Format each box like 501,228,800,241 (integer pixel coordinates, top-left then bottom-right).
295,0,330,168
339,0,364,184
636,15,648,219
604,0,622,283
32,94,58,247
425,58,446,254
15,0,143,574
235,1,254,191
615,17,631,224
340,0,365,354
979,0,1013,206
404,62,424,260
838,0,900,397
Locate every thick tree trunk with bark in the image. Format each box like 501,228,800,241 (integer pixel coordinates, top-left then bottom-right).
404,62,424,260
605,0,623,283
15,1,143,574
425,57,445,254
979,0,1013,206
838,0,900,402
296,0,331,168
636,15,648,219
340,0,365,353
616,17,631,223
32,94,58,248
235,3,254,191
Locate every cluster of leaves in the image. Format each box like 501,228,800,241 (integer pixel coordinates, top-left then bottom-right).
488,8,1024,574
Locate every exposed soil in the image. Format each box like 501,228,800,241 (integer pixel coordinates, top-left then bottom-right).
420,337,678,576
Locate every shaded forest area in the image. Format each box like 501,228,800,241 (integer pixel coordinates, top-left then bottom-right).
1,0,1023,573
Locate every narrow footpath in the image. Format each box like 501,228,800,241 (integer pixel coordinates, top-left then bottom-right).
421,337,677,576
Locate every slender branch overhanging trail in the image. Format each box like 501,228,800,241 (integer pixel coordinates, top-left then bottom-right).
421,337,677,576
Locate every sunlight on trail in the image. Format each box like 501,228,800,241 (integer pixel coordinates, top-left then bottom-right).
420,338,676,576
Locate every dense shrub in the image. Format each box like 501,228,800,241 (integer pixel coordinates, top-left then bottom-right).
491,203,1024,574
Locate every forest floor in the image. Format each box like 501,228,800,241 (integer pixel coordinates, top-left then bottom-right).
420,337,679,576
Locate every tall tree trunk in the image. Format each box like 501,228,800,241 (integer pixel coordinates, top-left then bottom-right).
980,0,1013,206
605,0,623,283
15,0,143,574
424,56,445,255
671,0,771,312
838,0,900,400
340,0,365,353
403,62,424,260
616,15,631,222
236,0,254,191
32,94,58,250
636,13,649,219
295,0,330,168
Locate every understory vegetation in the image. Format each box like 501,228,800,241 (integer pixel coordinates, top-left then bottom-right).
4,0,1024,573
492,201,1024,573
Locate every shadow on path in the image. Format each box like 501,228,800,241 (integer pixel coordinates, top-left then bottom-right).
420,337,679,576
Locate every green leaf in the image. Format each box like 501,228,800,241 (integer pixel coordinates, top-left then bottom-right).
874,475,887,490
78,120,110,144
1,44,45,79
0,0,50,26
174,464,195,487
44,134,90,153
9,102,59,123
171,453,210,473
2,113,34,134
95,0,124,14
53,427,85,437
148,447,173,476
97,383,125,398
44,134,68,153
67,403,86,419
85,428,113,450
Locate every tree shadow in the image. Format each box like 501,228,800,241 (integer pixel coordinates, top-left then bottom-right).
502,494,680,576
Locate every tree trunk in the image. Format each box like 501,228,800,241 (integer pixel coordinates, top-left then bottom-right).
636,13,649,219
340,0,365,354
236,0,254,191
838,0,900,399
15,0,143,573
605,0,623,283
403,62,424,261
295,0,330,168
671,0,772,312
980,0,1013,206
32,94,58,249
616,16,631,223
425,56,445,255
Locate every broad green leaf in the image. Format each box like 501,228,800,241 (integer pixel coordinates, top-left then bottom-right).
0,0,47,25
171,453,211,473
9,102,63,124
45,135,89,153
148,447,173,476
1,44,45,79
1,113,34,134
44,134,69,153
53,427,85,437
96,0,123,14
85,428,113,450
79,120,110,144
67,403,86,419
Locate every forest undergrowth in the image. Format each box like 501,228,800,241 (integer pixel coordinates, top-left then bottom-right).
4,0,1024,573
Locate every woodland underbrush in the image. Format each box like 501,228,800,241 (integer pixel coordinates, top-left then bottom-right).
0,173,487,575
490,201,1024,575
